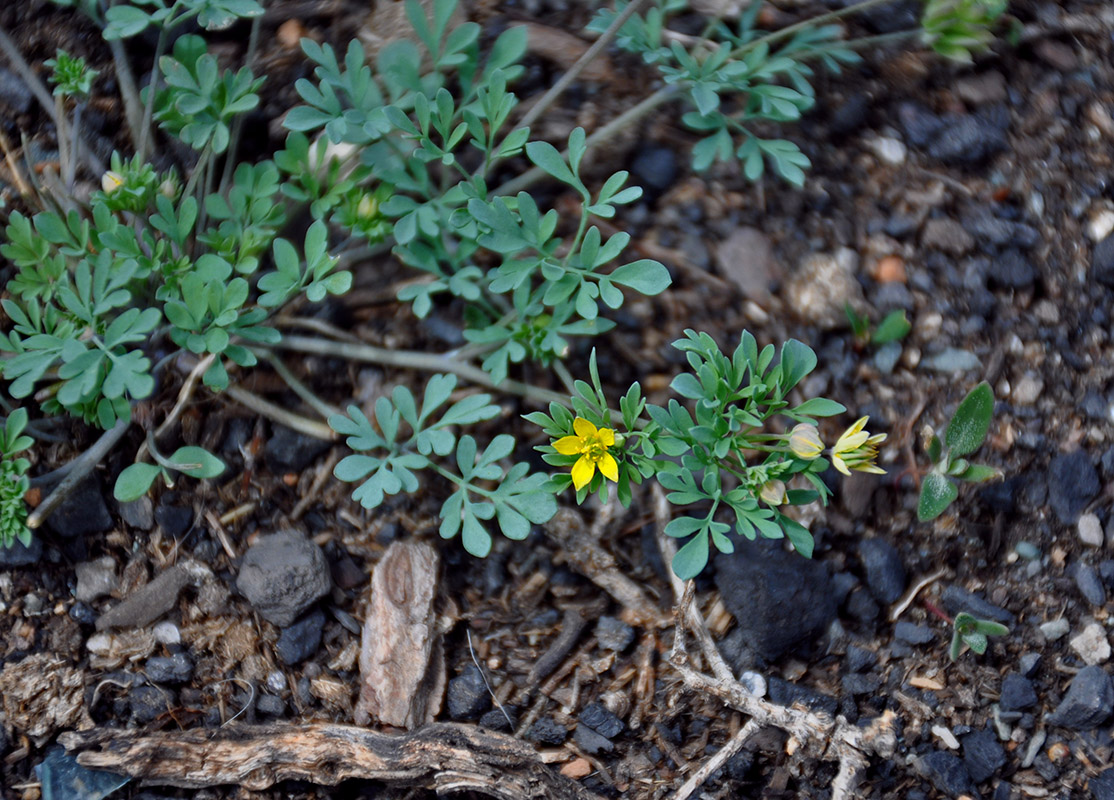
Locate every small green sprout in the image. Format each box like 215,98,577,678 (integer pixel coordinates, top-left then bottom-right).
918,381,1001,521
845,304,911,349
0,408,34,549
45,49,98,99
950,612,1010,661
922,0,1009,64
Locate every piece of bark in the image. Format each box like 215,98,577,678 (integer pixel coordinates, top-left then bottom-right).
354,540,445,728
0,654,92,739
60,722,603,800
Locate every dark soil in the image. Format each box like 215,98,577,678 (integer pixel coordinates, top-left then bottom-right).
3,0,1114,798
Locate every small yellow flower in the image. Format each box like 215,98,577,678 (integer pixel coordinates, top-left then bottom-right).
552,417,620,491
788,423,824,460
101,170,124,194
357,194,378,219
759,479,787,506
831,416,887,476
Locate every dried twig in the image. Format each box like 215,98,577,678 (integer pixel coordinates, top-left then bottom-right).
27,419,130,530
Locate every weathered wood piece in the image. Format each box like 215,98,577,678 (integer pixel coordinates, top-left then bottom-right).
60,722,603,800
354,539,445,728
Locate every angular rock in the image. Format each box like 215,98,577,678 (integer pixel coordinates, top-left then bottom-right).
1000,672,1038,712
1078,513,1104,547
75,557,118,603
1047,451,1100,526
129,685,171,724
1075,563,1107,606
988,248,1037,288
446,665,490,720
595,616,635,653
237,531,331,627
529,716,568,745
265,425,332,474
715,227,780,304
941,585,1014,626
916,751,976,797
921,218,974,256
145,653,193,685
1092,768,1114,800
579,702,624,739
97,561,212,631
1046,665,1114,730
962,728,1006,783
275,608,326,665
256,694,285,717
859,538,906,604
45,476,112,538
1071,622,1111,666
629,144,678,200
767,677,839,716
895,622,936,645
926,112,1009,166
0,536,42,566
1094,235,1114,287
573,723,614,754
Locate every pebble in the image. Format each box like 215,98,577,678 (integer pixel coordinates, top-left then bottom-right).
75,556,118,603
1095,235,1114,287
932,724,960,749
1014,541,1041,561
916,750,976,797
1000,673,1038,712
153,621,181,646
858,539,906,604
941,585,1015,626
846,645,877,673
867,136,906,165
267,671,288,693
1070,622,1111,666
895,622,936,645
1039,617,1070,641
955,71,1007,105
1011,373,1044,405
987,248,1037,288
595,616,635,652
921,218,974,256
714,538,837,665
46,476,113,538
767,677,839,716
0,67,33,113
842,673,881,695
528,716,568,745
479,706,516,731
1087,209,1114,243
785,247,864,329
579,702,625,739
0,536,42,566
117,496,154,530
962,729,1006,783
1046,665,1114,730
629,144,678,200
145,653,193,685
1074,562,1107,606
236,531,332,627
926,111,1009,166
573,723,614,754
256,694,285,717
275,607,326,665
921,348,981,373
1019,653,1041,678
1093,770,1114,800
1047,451,1100,526
68,601,97,626
129,685,171,724
714,227,780,304
446,664,490,720
154,500,193,538
963,212,1041,249
265,425,332,474
872,341,902,375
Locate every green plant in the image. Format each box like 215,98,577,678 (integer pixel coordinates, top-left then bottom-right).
917,381,1000,521
922,0,1008,63
527,333,887,579
0,409,33,548
949,611,1009,661
844,304,911,349
45,48,97,99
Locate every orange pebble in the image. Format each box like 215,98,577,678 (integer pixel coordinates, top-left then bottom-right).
277,19,307,49
875,255,906,284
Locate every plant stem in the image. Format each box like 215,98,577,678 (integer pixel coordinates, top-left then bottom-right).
27,418,130,529
218,12,262,194
137,27,169,162
256,350,340,420
728,0,899,58
105,35,145,153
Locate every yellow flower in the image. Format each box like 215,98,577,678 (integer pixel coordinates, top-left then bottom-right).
831,416,887,476
759,479,787,506
788,423,824,460
553,417,620,491
101,170,124,194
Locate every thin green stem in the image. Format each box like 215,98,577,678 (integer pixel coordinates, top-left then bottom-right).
728,0,898,58
256,350,340,420
218,12,262,194
137,26,169,162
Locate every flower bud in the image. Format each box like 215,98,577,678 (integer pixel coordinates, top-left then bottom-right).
788,423,824,460
101,170,124,194
759,479,787,506
357,194,378,219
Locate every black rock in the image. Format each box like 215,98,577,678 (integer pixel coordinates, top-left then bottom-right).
528,716,568,745
842,673,881,695
846,645,877,673
859,539,906,604
1046,665,1114,730
962,729,1006,783
846,588,881,624
579,702,624,739
0,66,33,113
446,664,490,720
256,694,285,717
895,621,936,645
69,601,97,626
993,780,1013,800
988,248,1038,288
1091,767,1114,800
595,616,635,652
917,751,976,797
574,723,614,754
146,653,193,685
1083,391,1110,421
1000,673,1038,712
479,706,516,731
629,144,678,200
963,211,1041,249
898,102,947,147
130,685,172,724
1074,562,1107,606
767,677,839,716
45,476,112,538
1048,451,1100,526
941,585,1015,626
1094,235,1114,288
155,500,193,537
265,425,332,474
117,496,154,530
275,608,325,665
0,536,42,566
1100,561,1114,590
828,93,870,136
927,112,1009,166
714,539,837,664
1019,653,1041,678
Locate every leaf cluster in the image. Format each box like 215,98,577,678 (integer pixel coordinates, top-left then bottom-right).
45,48,98,99
950,611,1009,661
0,409,34,549
845,304,911,348
922,0,1008,63
104,0,263,40
917,381,1000,521
330,374,556,557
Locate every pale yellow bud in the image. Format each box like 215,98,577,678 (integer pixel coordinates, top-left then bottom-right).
357,194,378,219
101,170,124,194
788,423,824,460
759,479,787,506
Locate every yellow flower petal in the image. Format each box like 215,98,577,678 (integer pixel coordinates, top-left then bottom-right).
571,456,596,490
553,435,583,455
573,417,597,439
855,463,887,475
598,452,619,482
597,427,616,447
831,455,851,476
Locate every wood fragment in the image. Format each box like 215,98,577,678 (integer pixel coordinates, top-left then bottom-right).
60,722,604,800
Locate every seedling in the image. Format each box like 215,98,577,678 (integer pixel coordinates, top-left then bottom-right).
950,611,1010,661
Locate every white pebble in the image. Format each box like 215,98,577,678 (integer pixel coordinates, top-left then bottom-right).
1011,373,1043,405
1039,618,1070,641
267,670,288,693
868,136,907,166
153,621,181,646
932,724,960,749
1087,208,1114,242
1078,513,1104,548
1070,622,1111,665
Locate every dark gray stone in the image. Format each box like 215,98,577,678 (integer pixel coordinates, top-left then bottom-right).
579,702,624,739
130,685,172,724
1046,665,1114,730
0,536,42,566
1091,768,1114,800
962,729,1006,783
479,706,516,731
917,751,976,797
1048,451,1100,526
256,694,285,717
265,425,332,473
714,539,836,664
846,645,877,673
117,496,154,530
68,601,97,626
1094,235,1114,288
895,622,936,645
859,538,906,604
1019,653,1041,678
963,211,1040,249
941,585,1015,626
275,608,325,665
927,112,1009,166
993,781,1013,800
988,248,1038,288
595,616,635,652
767,677,839,716
0,67,33,113
842,673,881,695
846,588,880,624
574,723,614,754
629,144,678,200
1000,672,1038,712
828,93,869,136
528,716,568,745
236,531,331,627
1083,391,1110,421
145,653,193,685
45,476,112,538
155,500,193,537
446,664,490,720
1074,562,1107,606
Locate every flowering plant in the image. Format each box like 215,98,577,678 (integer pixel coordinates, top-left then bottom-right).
527,330,887,578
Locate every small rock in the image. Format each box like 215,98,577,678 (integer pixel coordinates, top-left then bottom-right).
129,685,171,724
1034,38,1077,71
1093,769,1114,800
842,673,881,695
75,556,118,603
0,67,33,113
828,93,869,135
629,144,678,201
1000,673,1038,712
529,716,568,745
921,348,981,373
955,71,1007,105
867,136,906,165
859,539,906,604
785,247,864,329
0,536,42,566
45,476,112,538
595,616,635,652
1075,563,1107,606
153,621,181,646
846,645,877,673
256,694,285,717
1011,373,1044,405
154,500,193,538
1039,618,1071,641
845,588,880,624
988,248,1037,288
926,112,1009,166
560,758,593,780
1048,451,1100,526
265,425,332,474
932,724,960,749
963,211,1040,249
1019,653,1041,678
236,531,332,627
96,562,205,631
573,723,614,754
921,218,974,256
895,622,936,645
1095,235,1114,287
1046,665,1114,730
767,677,839,716
478,706,516,731
145,653,193,685
275,608,326,665
579,702,624,739
446,664,490,720
715,227,781,304
267,671,288,693
69,602,97,626
1071,622,1111,666
917,750,976,797
1087,209,1114,243
941,585,1014,626
962,728,1006,783
117,496,154,530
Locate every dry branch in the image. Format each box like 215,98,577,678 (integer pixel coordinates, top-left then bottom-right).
60,722,604,800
